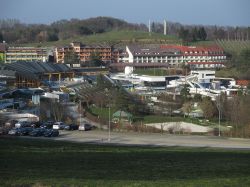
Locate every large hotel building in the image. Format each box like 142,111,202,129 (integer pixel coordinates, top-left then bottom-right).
119,45,227,69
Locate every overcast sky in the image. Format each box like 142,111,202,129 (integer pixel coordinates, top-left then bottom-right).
1,0,250,26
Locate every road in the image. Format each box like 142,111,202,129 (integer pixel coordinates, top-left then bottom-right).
50,130,250,149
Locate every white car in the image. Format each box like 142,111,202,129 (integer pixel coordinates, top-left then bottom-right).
79,123,93,131
53,122,66,130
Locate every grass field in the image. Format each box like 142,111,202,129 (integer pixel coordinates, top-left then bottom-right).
21,30,181,47
1,137,250,186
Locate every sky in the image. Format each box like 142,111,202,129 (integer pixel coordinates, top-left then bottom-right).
1,0,250,27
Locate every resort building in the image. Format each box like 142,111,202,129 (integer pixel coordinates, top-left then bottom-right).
54,42,118,67
5,47,48,63
161,45,227,69
118,45,227,69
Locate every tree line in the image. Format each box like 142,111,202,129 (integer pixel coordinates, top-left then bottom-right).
0,17,147,44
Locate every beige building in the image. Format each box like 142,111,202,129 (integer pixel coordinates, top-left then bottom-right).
54,42,119,67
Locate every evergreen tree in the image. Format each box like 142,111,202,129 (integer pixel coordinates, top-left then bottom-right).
198,27,207,41
0,32,3,42
191,27,198,41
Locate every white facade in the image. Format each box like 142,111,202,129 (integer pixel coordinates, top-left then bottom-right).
118,45,227,69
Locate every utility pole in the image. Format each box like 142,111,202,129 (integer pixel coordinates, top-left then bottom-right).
108,105,111,142
216,94,221,137
79,100,82,125
218,94,221,137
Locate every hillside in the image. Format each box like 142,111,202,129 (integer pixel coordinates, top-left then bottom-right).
1,16,249,46
0,17,147,45
20,30,181,47
216,39,250,54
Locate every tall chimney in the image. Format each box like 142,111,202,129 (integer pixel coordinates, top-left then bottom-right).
149,20,151,33
164,20,167,35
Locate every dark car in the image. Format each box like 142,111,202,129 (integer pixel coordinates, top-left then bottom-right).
40,121,54,129
44,129,59,137
31,121,42,128
64,124,79,130
16,127,33,136
29,128,46,137
15,121,32,128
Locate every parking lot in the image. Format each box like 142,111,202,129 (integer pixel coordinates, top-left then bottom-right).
44,130,250,149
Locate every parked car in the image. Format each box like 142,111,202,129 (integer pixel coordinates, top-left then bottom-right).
29,128,46,137
64,124,79,130
44,129,59,137
79,123,94,131
31,121,42,128
40,121,54,129
15,121,32,128
53,122,67,130
16,127,33,136
0,126,12,135
8,128,20,135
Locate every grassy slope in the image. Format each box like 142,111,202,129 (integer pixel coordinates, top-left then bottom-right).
215,40,250,79
1,137,250,186
21,30,181,47
216,40,250,54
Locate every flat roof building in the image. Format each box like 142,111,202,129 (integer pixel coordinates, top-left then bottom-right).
5,46,48,63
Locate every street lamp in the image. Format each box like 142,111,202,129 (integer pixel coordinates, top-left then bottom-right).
216,94,221,137
108,105,111,142
105,88,111,142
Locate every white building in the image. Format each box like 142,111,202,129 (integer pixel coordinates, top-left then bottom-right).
118,45,227,69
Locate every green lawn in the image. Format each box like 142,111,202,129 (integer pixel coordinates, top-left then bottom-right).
1,137,250,186
89,106,205,125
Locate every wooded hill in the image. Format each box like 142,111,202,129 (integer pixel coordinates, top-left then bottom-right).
0,17,147,44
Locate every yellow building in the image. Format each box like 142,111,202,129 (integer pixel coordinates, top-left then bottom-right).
5,47,48,63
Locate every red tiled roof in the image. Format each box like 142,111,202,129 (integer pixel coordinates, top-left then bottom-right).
236,80,250,86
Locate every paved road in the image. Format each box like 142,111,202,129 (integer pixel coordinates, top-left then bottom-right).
50,130,250,149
